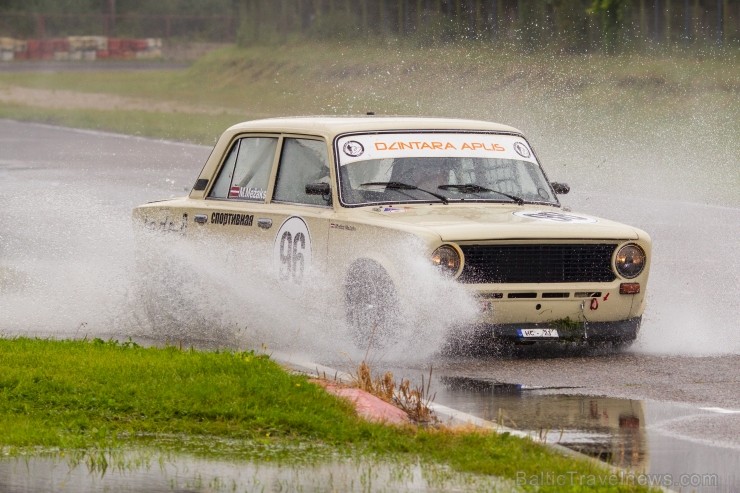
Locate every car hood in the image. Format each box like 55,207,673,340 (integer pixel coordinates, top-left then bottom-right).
348,204,643,241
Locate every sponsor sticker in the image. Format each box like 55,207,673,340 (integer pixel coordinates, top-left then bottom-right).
330,223,357,231
342,140,365,157
513,141,531,158
144,213,187,233
513,211,598,224
210,212,254,227
336,133,538,165
373,206,406,213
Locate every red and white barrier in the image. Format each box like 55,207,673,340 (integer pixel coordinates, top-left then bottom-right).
0,36,162,61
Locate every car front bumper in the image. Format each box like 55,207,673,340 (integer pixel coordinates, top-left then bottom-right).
481,316,642,344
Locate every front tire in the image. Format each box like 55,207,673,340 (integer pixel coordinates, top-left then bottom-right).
344,260,399,350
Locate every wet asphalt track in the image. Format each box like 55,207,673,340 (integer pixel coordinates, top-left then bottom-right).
1,120,738,491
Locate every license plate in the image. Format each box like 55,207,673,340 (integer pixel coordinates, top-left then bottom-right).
517,328,559,338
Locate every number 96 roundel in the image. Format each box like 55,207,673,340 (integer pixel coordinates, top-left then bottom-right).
273,216,312,289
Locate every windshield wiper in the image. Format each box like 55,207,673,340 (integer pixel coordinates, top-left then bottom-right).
438,184,524,205
360,181,449,205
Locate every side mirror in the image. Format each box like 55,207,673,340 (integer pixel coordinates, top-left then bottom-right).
306,182,331,196
551,182,570,195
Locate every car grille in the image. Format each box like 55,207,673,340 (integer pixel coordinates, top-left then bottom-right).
458,244,617,283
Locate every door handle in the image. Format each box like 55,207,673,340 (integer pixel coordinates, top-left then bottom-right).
257,218,272,230
194,214,208,224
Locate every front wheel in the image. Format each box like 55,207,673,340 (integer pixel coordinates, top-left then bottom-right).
344,260,399,350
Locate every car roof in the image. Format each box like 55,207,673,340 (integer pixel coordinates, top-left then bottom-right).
224,116,523,139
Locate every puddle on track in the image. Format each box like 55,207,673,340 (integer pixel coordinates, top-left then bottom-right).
436,376,739,493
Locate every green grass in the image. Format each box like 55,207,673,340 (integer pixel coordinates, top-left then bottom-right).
0,103,243,144
0,337,655,492
0,40,737,145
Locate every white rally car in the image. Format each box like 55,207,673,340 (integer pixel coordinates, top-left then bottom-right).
133,117,650,352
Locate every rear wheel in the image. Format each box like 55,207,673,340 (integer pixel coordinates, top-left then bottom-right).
344,260,399,350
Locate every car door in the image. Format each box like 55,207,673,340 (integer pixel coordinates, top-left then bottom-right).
266,135,334,294
191,134,280,261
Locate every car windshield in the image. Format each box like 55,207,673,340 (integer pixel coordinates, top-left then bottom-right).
335,132,558,206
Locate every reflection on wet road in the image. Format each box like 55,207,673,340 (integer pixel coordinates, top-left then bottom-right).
423,371,739,492
318,349,740,492
438,378,648,469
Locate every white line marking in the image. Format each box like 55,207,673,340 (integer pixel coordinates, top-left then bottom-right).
699,407,740,414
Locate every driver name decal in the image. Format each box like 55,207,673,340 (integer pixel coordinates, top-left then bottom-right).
229,186,267,200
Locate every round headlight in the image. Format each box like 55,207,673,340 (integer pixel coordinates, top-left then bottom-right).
431,245,461,277
615,244,646,279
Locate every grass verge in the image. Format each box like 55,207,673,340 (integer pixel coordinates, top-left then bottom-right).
0,337,656,492
0,40,737,146
0,101,245,144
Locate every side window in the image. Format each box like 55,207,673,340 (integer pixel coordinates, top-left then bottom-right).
209,137,277,201
273,138,330,206
209,141,239,198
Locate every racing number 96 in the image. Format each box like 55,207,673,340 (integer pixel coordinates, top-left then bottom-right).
273,217,312,289
279,231,305,284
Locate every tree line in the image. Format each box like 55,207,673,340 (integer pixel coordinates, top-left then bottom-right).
0,0,737,52
235,0,737,51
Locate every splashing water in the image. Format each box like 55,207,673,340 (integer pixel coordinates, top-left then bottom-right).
0,186,135,337
125,226,479,363
0,126,480,362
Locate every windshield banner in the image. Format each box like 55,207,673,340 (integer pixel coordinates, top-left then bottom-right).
336,133,537,165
